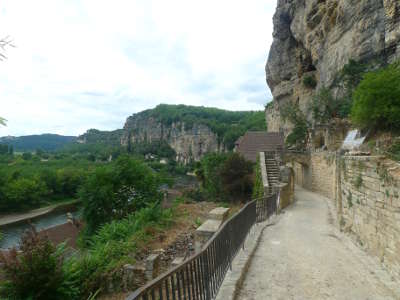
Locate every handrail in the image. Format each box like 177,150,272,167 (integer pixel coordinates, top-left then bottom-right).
126,193,279,300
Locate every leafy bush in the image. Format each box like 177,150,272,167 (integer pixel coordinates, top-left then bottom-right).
80,155,162,234
351,62,400,129
339,59,368,90
252,156,264,199
303,75,317,89
195,153,229,200
69,205,173,297
2,177,49,210
0,229,78,300
183,188,206,202
281,104,310,149
196,152,254,202
388,140,400,161
219,153,254,202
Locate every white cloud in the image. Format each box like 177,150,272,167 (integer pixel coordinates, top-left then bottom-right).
0,0,277,136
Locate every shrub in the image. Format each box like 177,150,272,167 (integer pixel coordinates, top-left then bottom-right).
0,229,77,300
195,153,228,200
351,62,400,129
281,103,309,149
3,177,49,210
303,75,317,89
252,156,264,199
70,205,173,297
219,153,254,202
196,152,254,202
389,140,400,161
340,59,368,90
80,156,162,234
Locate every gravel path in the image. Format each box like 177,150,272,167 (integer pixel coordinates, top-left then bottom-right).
238,187,399,300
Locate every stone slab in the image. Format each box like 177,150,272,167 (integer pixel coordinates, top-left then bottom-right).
208,207,230,221
196,219,222,234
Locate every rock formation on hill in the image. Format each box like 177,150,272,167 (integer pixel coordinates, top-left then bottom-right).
266,0,400,134
121,114,221,164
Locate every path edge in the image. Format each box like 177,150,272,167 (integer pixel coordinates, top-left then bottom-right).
215,215,280,300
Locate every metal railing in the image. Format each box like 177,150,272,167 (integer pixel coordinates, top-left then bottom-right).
126,192,279,300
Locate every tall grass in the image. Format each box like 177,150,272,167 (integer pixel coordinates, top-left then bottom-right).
66,204,174,298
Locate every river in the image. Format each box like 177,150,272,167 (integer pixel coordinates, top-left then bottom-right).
0,209,81,249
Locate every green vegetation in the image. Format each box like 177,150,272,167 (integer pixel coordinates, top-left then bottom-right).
80,156,162,234
0,154,91,212
338,59,368,91
77,129,123,146
0,205,173,299
309,87,352,122
303,74,317,89
388,140,400,161
351,62,400,129
281,104,309,149
0,229,77,300
353,174,363,189
69,205,173,298
347,191,353,208
196,152,254,202
0,154,175,299
252,156,264,199
0,134,76,152
139,104,266,150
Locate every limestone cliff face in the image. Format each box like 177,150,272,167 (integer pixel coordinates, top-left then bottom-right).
266,0,400,134
121,114,222,163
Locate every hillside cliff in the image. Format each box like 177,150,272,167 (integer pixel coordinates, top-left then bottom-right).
121,116,220,163
121,104,266,163
266,0,400,134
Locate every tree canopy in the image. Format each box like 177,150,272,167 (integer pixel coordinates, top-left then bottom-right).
351,62,400,129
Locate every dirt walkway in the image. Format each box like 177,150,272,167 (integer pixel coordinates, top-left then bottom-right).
238,187,399,300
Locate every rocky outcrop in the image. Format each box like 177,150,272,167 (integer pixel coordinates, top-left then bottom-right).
121,114,222,163
266,0,400,134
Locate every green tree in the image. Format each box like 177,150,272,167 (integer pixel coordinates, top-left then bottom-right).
3,177,48,210
351,62,400,129
219,153,254,201
56,168,84,197
22,152,32,160
80,156,161,233
196,153,228,200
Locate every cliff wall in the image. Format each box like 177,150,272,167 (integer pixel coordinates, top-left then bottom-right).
266,0,400,134
121,114,222,163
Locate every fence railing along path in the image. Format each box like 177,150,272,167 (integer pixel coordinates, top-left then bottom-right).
126,192,279,300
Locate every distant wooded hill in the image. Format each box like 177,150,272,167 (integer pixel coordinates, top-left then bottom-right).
77,129,123,146
124,104,267,150
0,134,77,152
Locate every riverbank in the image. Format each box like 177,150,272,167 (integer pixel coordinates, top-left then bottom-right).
0,199,81,228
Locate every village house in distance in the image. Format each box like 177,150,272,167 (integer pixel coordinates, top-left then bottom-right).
234,131,284,162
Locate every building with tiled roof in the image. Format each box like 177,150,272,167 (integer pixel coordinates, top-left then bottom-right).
234,131,284,162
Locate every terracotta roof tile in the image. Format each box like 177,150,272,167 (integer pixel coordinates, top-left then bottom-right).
236,131,284,162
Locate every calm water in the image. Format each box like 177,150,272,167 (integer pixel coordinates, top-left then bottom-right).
0,210,80,249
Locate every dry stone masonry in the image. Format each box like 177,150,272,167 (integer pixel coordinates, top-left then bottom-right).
291,152,400,280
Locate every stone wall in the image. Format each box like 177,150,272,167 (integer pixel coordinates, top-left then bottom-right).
339,156,400,279
310,152,337,200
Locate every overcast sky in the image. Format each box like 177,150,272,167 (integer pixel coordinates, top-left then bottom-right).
0,0,277,136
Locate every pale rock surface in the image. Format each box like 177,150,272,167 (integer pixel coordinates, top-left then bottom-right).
266,0,400,134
